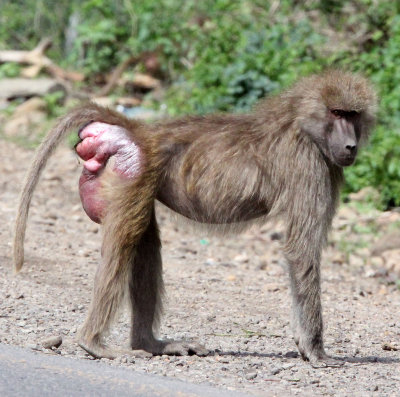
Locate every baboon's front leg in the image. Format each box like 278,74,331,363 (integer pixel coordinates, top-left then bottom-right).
288,263,342,367
285,226,343,367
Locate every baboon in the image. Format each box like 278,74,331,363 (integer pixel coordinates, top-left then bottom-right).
14,70,376,367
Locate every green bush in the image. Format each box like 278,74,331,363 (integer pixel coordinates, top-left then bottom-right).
165,18,326,114
340,10,400,207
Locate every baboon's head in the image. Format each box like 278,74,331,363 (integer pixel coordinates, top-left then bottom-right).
294,70,377,167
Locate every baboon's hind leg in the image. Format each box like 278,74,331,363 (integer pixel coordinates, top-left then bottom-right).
129,209,209,356
77,182,155,359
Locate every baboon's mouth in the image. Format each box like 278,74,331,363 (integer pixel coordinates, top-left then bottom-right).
335,155,356,167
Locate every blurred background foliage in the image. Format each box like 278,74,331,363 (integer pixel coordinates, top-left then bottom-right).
1,0,400,207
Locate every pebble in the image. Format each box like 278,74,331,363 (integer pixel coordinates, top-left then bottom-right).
42,335,62,349
244,371,257,380
282,363,296,370
270,367,282,375
382,342,398,351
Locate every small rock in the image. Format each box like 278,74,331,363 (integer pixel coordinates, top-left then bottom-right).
90,225,99,234
257,261,268,270
234,253,249,263
244,371,257,380
331,252,345,264
282,363,296,370
270,367,282,375
382,342,398,351
378,285,388,295
42,335,62,349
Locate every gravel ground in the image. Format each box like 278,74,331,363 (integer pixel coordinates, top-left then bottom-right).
0,140,399,396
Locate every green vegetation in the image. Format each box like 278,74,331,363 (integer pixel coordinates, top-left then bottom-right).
1,0,400,207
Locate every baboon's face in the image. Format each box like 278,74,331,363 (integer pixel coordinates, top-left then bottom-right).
300,107,362,167
325,109,361,167
294,70,376,168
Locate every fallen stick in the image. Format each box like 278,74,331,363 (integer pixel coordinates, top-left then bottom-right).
0,38,84,82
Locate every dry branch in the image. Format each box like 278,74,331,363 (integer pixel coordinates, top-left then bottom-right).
0,39,84,82
94,53,161,98
94,56,137,97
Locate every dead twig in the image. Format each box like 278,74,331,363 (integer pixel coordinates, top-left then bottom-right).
0,38,84,82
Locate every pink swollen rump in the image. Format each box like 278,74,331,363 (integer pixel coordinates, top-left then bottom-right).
76,122,142,223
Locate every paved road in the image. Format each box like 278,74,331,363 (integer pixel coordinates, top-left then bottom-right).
0,344,249,397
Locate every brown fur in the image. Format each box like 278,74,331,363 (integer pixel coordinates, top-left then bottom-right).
13,70,376,366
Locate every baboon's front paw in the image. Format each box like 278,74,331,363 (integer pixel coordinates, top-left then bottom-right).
308,353,344,368
295,336,343,368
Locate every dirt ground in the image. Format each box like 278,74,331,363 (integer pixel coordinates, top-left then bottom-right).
0,139,399,396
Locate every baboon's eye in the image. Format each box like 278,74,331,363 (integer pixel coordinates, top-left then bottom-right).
347,110,359,118
330,109,359,119
330,109,343,118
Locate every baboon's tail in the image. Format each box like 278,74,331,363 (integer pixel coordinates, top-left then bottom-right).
13,103,117,272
